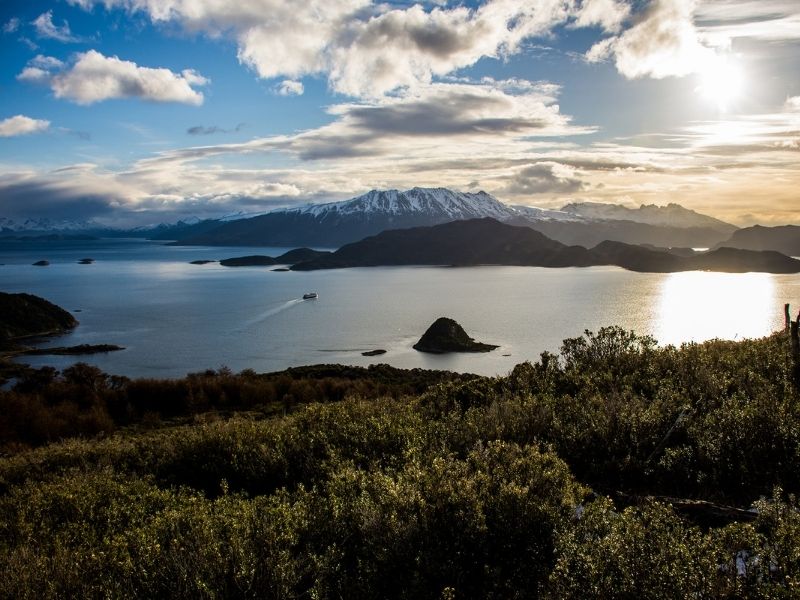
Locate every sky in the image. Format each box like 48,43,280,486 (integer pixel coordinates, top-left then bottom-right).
0,0,798,227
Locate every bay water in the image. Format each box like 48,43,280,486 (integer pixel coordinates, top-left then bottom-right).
1,239,798,377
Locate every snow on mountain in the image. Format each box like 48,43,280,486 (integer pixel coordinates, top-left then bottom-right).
560,202,735,231
281,187,574,222
285,188,509,219
218,210,268,222
508,204,584,222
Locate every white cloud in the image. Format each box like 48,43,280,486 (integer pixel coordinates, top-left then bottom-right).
17,67,52,84
30,54,65,69
586,0,719,79
787,97,800,112
17,55,65,84
696,1,800,43
0,115,51,137
67,0,610,98
143,79,591,165
22,50,209,105
572,0,630,33
325,1,573,97
277,80,304,96
3,17,20,34
32,10,82,43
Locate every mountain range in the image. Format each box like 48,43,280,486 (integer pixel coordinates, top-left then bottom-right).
173,187,738,249
714,225,800,257
3,188,797,256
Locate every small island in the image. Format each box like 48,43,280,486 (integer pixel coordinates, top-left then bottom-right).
17,343,124,356
78,258,95,264
413,317,498,354
221,248,331,267
0,292,78,341
190,259,216,265
32,260,50,266
362,349,387,356
0,292,123,365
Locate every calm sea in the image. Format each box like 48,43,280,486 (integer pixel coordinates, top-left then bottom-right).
1,238,798,377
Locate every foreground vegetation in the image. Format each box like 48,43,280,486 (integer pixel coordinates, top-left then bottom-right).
2,328,800,598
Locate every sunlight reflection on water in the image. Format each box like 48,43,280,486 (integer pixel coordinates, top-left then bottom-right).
3,239,799,376
655,272,776,346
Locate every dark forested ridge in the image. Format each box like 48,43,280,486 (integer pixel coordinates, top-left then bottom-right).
518,217,735,249
290,218,800,273
715,224,800,256
3,327,800,598
0,292,77,342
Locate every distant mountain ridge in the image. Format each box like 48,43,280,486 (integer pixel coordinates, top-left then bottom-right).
1,187,745,249
714,225,800,256
173,187,737,249
174,187,551,248
560,202,735,233
0,217,101,233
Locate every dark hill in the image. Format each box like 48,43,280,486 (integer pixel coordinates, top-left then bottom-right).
173,211,442,248
687,247,800,273
291,218,598,270
0,292,77,341
219,255,277,267
277,248,331,263
289,219,800,274
715,225,800,256
592,241,684,272
413,317,498,353
508,217,733,249
220,248,330,267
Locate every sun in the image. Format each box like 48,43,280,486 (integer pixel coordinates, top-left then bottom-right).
697,57,745,112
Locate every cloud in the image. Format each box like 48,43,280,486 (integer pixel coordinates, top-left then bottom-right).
64,128,92,141
187,123,245,135
18,50,209,105
3,18,20,34
17,55,65,84
188,125,225,136
68,0,612,98
0,115,51,137
572,0,630,33
787,97,800,112
502,162,589,195
696,1,800,43
323,1,574,97
30,54,65,69
277,80,304,96
586,0,718,79
32,10,83,43
324,82,570,136
0,171,117,221
19,37,38,51
144,79,591,164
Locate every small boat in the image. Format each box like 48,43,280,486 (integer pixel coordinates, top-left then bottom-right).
302,292,318,300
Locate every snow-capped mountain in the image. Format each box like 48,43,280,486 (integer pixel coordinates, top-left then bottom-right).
508,204,584,222
174,187,738,248
284,187,516,221
560,202,735,233
4,187,735,249
176,187,582,247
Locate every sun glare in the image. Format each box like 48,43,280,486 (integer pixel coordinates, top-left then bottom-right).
655,271,775,346
697,56,745,112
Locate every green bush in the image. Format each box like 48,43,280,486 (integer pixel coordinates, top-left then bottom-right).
2,328,800,597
